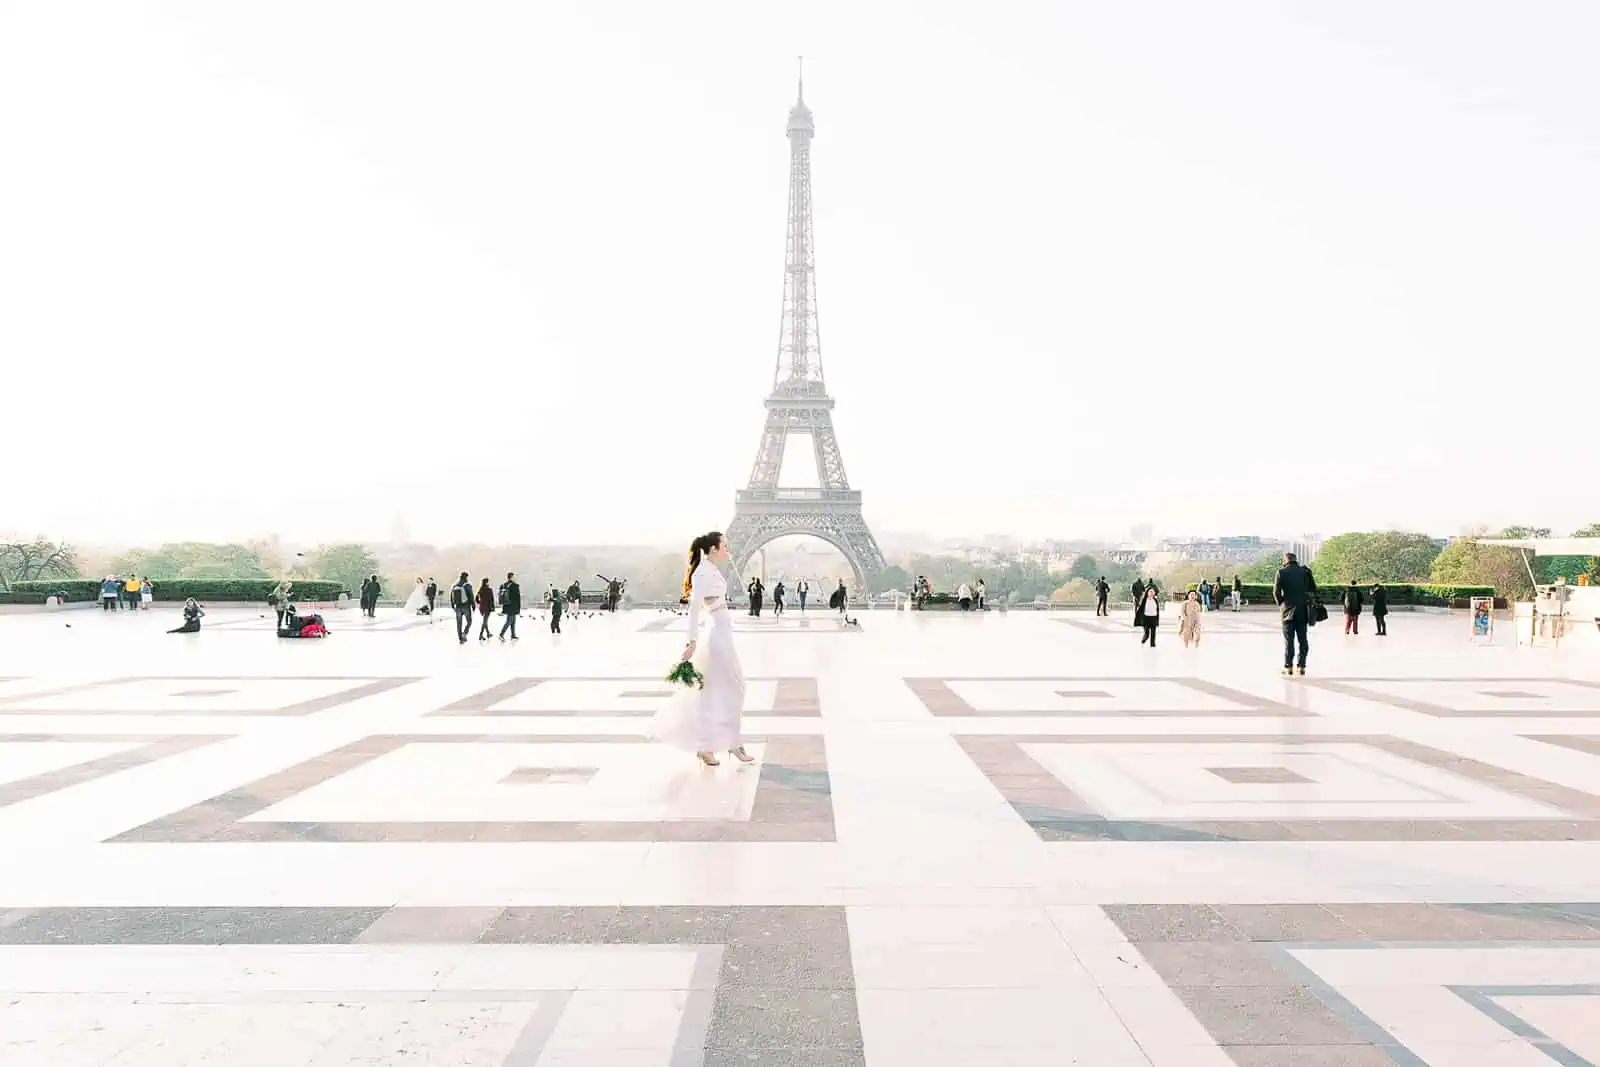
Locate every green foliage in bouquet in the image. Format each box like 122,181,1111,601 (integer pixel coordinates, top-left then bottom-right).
665,661,705,690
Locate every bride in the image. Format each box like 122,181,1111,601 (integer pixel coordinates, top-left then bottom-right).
402,577,429,615
649,530,752,767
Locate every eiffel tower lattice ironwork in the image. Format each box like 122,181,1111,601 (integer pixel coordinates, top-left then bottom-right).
725,69,886,590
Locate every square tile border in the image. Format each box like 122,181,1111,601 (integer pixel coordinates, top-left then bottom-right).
0,733,225,809
0,676,421,716
907,677,1315,718
0,904,864,1063
1302,677,1600,717
1107,902,1600,1064
639,616,860,634
433,677,820,717
111,733,834,843
955,732,1600,841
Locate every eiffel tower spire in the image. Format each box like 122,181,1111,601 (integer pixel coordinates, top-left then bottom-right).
725,72,887,592
775,56,821,392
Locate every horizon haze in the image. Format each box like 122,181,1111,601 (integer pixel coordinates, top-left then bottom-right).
3,2,1595,548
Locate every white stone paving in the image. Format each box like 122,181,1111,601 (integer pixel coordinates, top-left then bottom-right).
0,603,1597,1064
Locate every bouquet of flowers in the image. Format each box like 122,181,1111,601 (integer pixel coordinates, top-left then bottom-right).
666,660,705,690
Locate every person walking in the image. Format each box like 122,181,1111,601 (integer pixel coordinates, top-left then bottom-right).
650,531,751,768
1179,589,1204,646
1231,575,1243,611
498,572,521,642
1372,581,1389,636
1137,585,1161,647
548,585,564,634
475,578,495,642
830,579,849,617
1198,578,1212,612
449,572,474,645
1095,577,1110,617
772,581,786,617
797,579,808,612
1272,552,1319,676
1343,582,1364,635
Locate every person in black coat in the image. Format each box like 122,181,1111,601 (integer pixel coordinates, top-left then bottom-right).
1342,583,1364,635
549,585,564,633
475,578,495,641
1130,579,1146,626
449,571,474,645
747,577,764,617
1095,577,1110,617
1272,553,1320,675
1371,582,1389,636
498,572,521,642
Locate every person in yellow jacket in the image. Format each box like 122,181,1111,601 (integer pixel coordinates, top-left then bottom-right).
124,575,142,611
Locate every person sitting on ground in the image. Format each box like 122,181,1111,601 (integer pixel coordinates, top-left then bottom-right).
168,598,204,634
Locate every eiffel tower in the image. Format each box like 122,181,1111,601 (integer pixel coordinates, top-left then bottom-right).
725,70,887,591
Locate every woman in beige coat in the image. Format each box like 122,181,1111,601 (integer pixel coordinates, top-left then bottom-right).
1179,589,1204,647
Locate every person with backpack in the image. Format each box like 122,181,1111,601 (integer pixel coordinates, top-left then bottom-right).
449,572,473,645
498,572,521,642
1343,582,1364,635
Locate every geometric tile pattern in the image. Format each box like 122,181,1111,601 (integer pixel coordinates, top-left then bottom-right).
2,605,1600,1065
0,676,420,716
111,734,835,843
907,677,1313,716
958,732,1600,841
0,905,864,1065
1109,902,1600,1065
433,677,820,716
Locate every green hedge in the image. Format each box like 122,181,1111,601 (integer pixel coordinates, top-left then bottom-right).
1181,582,1495,605
10,579,347,603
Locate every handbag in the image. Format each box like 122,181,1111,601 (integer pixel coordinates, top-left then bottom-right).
1312,598,1329,624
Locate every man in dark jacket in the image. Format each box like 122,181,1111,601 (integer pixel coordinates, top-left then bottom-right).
424,578,438,615
549,585,564,633
498,572,521,642
1371,582,1389,636
449,571,473,645
1095,577,1110,616
1272,552,1319,675
1343,583,1364,635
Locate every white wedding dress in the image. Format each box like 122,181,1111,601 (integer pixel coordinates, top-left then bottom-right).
650,561,746,752
402,582,428,614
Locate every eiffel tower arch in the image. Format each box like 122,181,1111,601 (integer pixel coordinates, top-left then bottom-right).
725,68,886,592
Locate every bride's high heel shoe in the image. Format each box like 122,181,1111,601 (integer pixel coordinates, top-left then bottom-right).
696,751,720,767
730,746,754,764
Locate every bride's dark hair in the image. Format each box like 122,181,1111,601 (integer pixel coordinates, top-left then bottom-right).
682,531,724,601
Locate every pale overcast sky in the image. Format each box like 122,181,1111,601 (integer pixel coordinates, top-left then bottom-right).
2,2,1595,547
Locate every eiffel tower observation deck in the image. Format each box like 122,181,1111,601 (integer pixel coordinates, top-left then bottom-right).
725,68,887,590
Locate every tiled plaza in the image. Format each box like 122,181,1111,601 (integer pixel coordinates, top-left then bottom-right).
1,604,1599,1065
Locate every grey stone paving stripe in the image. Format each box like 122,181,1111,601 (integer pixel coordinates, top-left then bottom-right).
0,905,864,1063
1302,677,1600,717
430,676,821,717
0,734,227,809
1107,903,1600,1064
956,732,1600,842
109,734,834,843
905,677,1315,717
0,675,420,715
